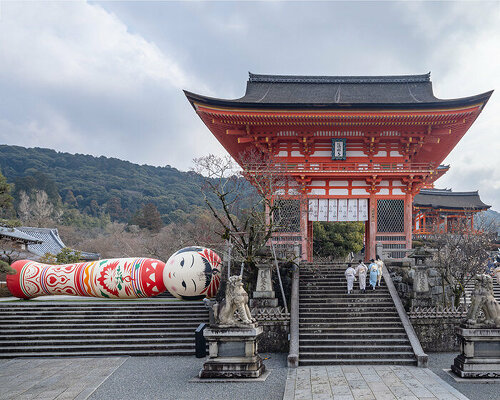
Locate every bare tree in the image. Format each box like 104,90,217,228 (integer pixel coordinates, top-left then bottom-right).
430,216,496,307
193,151,294,265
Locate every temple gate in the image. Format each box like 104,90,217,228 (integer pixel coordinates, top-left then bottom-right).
185,73,491,261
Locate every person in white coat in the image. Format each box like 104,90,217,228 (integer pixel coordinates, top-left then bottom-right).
375,255,384,287
355,260,368,293
344,263,356,294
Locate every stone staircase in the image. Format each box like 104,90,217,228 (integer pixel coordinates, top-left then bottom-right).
463,276,500,306
0,300,208,358
298,263,416,366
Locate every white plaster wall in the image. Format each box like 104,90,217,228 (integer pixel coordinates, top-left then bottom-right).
346,150,365,157
310,188,326,195
352,188,368,195
311,180,326,186
329,180,348,186
329,188,349,195
310,150,332,157
352,180,368,186
392,188,405,195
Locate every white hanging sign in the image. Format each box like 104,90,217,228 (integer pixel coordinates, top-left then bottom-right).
308,199,319,222
308,198,369,222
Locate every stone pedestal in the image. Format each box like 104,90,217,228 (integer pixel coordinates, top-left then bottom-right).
199,325,265,379
451,327,500,378
250,263,278,308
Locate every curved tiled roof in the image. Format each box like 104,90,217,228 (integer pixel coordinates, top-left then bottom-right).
16,227,99,261
0,227,42,244
413,189,490,210
185,72,493,109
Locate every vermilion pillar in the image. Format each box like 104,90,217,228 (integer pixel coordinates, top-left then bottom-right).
367,194,377,261
404,193,413,251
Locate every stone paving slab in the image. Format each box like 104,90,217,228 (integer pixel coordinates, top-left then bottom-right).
282,366,470,400
0,357,126,400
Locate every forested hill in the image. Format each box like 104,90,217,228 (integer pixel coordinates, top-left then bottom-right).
0,145,215,223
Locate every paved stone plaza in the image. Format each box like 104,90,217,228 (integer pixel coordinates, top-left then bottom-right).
0,357,125,400
283,365,469,400
0,354,497,400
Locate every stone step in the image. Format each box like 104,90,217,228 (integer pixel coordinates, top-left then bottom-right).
0,337,197,347
298,303,395,309
299,332,409,340
299,358,416,366
299,322,403,329
0,301,204,306
0,332,197,340
299,317,402,323
299,327,406,334
0,309,206,315
0,322,204,330
0,342,198,353
299,338,410,345
0,348,197,359
299,297,392,303
0,314,207,321
299,345,413,353
0,317,206,325
298,312,399,318
299,351,415,360
1,326,199,334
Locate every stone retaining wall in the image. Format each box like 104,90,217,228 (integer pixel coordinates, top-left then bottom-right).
257,321,289,353
410,317,461,352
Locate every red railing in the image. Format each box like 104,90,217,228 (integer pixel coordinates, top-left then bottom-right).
244,161,435,174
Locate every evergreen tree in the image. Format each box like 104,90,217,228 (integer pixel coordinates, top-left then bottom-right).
131,202,163,232
64,190,78,208
313,222,365,260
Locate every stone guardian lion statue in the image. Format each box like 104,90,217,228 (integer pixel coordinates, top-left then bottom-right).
213,275,256,327
466,274,500,328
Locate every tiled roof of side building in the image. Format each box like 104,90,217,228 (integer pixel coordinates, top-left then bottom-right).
413,189,490,210
184,72,493,109
16,227,100,261
0,227,42,244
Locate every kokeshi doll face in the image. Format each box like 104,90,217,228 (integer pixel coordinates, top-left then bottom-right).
164,247,222,300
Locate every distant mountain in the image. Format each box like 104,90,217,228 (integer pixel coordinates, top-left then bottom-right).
0,145,218,223
477,209,500,235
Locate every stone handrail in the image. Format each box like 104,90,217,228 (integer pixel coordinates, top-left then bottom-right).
287,263,300,368
382,265,428,368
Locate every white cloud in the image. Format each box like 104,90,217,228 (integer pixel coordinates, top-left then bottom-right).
0,1,498,210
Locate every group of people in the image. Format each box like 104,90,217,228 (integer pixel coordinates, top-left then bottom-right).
344,256,384,294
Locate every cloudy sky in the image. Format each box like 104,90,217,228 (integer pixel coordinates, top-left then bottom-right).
0,1,498,209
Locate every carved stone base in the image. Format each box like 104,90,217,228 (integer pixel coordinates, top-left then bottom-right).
199,325,265,379
451,327,500,378
249,298,278,308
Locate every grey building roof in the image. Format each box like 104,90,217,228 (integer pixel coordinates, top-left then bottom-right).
413,189,490,211
185,72,493,110
16,227,99,261
0,227,42,244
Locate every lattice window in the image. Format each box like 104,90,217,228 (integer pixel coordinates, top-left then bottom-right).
376,235,406,242
273,199,301,232
377,199,404,233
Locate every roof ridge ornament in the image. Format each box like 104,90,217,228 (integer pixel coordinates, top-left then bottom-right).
248,72,431,84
